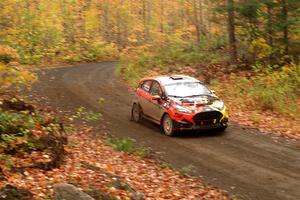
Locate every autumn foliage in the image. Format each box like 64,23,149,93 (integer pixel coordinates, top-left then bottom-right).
0,45,19,64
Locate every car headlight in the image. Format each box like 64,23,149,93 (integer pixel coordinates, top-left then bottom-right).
212,100,225,110
173,105,193,114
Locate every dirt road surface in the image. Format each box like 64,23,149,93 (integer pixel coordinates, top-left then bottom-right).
31,62,300,200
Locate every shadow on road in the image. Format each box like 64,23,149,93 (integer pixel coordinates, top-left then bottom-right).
137,118,225,138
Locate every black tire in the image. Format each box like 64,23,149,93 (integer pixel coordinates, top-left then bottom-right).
162,114,176,136
131,103,141,122
217,125,227,132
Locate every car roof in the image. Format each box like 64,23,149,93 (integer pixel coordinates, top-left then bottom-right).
142,75,201,86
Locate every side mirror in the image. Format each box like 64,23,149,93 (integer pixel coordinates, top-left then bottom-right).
152,95,161,101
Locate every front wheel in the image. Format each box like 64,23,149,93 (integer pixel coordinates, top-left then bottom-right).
162,114,176,136
217,125,228,132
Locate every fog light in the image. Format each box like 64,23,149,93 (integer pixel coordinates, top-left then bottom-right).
222,118,228,124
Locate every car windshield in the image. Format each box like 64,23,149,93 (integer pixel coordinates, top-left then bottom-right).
164,82,211,97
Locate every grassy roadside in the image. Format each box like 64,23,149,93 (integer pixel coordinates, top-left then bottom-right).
210,67,300,139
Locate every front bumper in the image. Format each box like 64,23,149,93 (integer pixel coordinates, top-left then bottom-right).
173,118,228,130
172,106,229,131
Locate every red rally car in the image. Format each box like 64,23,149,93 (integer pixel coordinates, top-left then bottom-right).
131,75,229,136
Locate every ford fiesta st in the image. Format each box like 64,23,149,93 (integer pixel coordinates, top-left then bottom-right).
131,75,229,136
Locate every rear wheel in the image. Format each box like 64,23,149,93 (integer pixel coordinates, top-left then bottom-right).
131,104,141,122
162,114,176,136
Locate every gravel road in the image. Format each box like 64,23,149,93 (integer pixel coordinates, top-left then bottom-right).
31,62,300,200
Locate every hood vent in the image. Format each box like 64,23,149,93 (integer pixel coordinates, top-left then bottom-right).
170,76,183,80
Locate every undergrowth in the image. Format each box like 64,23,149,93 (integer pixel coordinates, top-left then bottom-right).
0,99,68,171
106,136,150,158
211,64,300,118
117,34,227,86
73,106,102,123
0,109,41,154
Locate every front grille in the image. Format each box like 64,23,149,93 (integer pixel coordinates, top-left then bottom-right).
193,111,222,124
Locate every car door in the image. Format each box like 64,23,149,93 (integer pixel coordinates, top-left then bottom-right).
137,80,153,116
148,81,164,121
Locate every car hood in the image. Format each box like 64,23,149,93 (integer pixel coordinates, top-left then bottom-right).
169,95,218,106
169,95,221,112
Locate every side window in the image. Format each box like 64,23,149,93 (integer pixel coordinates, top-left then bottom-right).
141,80,152,93
150,81,162,96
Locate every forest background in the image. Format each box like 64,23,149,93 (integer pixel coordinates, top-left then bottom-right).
0,0,300,137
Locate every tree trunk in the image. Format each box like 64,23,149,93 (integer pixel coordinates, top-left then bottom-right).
160,0,164,33
267,4,273,47
193,0,200,43
204,0,211,32
266,3,274,64
198,0,206,35
116,8,121,46
142,0,150,40
227,0,237,63
100,1,109,42
281,0,289,54
180,0,185,27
